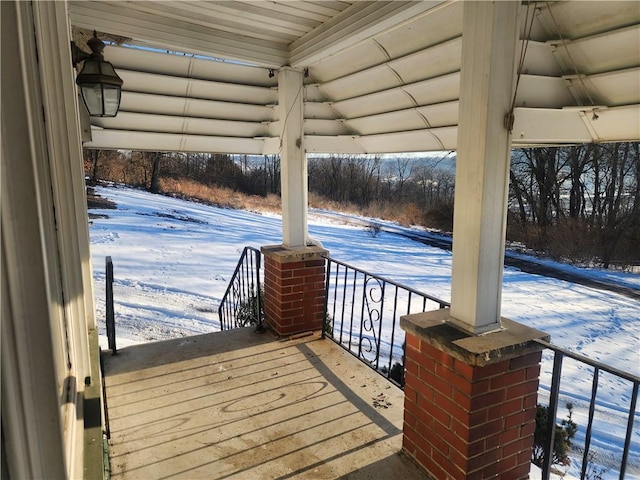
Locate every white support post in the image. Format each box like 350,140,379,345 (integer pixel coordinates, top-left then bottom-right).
278,67,308,248
449,1,521,334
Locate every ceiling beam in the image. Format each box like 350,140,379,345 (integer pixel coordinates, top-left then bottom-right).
290,1,449,67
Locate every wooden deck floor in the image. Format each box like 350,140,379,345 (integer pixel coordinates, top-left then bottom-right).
102,329,427,479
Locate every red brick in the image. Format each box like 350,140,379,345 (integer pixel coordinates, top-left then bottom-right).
505,410,530,429
403,410,418,431
526,364,541,380
518,447,534,466
468,418,504,443
446,369,477,396
431,443,462,480
502,437,530,458
488,397,522,419
507,379,539,399
468,407,488,426
405,358,419,378
469,389,506,411
485,429,519,448
490,369,526,390
419,367,453,399
401,335,543,480
406,333,420,352
474,360,510,380
522,392,538,410
467,446,500,472
452,388,472,411
509,351,542,370
404,396,422,422
436,417,468,455
445,398,474,426
415,349,437,373
467,438,485,458
429,430,450,457
454,358,476,381
520,420,536,438
479,450,517,477
424,396,451,427
468,378,491,397
414,377,435,404
281,261,305,270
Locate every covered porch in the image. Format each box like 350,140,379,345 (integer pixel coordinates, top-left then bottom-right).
102,328,422,479
2,1,638,479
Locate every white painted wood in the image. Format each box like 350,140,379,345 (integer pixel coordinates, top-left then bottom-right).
290,1,445,66
66,1,639,155
93,111,270,137
1,2,68,477
85,129,269,154
120,92,276,122
117,70,277,105
449,1,521,334
69,1,289,67
278,68,308,247
105,44,276,87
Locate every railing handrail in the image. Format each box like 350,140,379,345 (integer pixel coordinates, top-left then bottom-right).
324,255,451,309
534,338,640,384
218,246,264,332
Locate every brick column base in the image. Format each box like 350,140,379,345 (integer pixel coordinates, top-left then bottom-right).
400,309,549,480
261,245,328,337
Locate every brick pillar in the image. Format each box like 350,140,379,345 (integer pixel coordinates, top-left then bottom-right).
261,245,328,337
400,309,549,480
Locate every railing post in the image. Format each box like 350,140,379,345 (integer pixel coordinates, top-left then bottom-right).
322,258,331,339
105,256,116,354
254,249,266,333
401,310,548,480
542,352,563,480
620,381,639,479
261,244,328,336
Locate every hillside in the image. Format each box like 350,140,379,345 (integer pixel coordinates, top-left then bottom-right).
88,184,639,479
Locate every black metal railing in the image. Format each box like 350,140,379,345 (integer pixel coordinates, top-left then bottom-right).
218,248,637,476
218,246,265,332
105,256,117,354
534,339,639,480
323,256,449,387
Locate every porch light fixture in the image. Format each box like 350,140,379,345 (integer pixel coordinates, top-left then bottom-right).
72,31,123,117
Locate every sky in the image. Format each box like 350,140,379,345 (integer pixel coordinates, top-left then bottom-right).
89,184,639,479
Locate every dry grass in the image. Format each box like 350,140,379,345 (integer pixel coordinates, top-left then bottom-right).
159,178,282,213
98,174,447,232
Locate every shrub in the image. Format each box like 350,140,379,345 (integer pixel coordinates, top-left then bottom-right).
236,286,263,328
532,403,578,469
389,361,404,385
366,223,381,238
323,312,333,337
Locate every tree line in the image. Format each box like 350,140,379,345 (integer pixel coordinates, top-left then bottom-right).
85,142,639,269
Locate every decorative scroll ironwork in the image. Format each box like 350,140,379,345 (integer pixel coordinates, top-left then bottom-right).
323,256,449,387
358,275,385,367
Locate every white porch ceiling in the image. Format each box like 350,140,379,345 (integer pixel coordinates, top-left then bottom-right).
69,1,640,154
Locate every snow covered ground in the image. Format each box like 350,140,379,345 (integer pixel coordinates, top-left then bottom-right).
89,184,639,479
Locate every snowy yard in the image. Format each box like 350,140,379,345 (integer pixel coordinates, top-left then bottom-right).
89,185,639,479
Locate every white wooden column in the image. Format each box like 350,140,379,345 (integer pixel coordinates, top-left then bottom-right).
278,67,308,248
449,1,521,334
